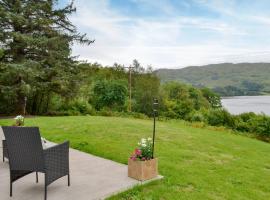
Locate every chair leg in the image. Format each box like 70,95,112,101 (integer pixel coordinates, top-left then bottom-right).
44,185,47,200
68,174,70,186
10,181,12,197
36,172,39,183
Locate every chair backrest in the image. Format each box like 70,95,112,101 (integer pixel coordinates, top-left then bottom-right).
2,126,44,171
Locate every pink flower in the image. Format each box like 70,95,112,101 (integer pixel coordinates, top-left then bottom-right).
141,157,146,161
135,148,142,156
129,153,137,161
130,155,136,161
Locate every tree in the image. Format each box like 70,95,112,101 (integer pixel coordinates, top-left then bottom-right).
93,80,128,110
132,59,145,74
0,0,93,114
161,82,211,119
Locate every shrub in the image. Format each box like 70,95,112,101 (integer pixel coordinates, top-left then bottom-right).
248,115,270,137
97,108,113,116
205,108,235,128
234,117,251,133
238,112,257,122
186,111,205,122
72,100,94,114
58,99,95,115
129,112,148,119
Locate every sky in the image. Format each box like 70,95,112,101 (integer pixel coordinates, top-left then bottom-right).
59,0,270,69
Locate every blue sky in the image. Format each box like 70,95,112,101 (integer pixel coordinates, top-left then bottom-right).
59,0,270,68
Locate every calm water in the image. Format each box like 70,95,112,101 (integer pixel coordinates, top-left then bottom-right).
221,96,270,115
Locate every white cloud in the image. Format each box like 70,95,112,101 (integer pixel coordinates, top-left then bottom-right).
70,0,270,68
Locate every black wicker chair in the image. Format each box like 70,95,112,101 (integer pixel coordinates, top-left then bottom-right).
2,126,70,200
2,139,8,162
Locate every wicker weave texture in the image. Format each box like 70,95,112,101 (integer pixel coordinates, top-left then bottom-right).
2,126,70,200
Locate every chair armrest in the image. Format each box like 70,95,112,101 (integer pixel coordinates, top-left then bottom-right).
43,141,69,185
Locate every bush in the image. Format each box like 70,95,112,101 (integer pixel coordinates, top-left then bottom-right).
186,111,205,122
248,115,270,137
72,100,94,114
97,108,113,116
58,99,95,115
205,108,235,128
238,112,257,122
233,116,250,133
162,110,178,119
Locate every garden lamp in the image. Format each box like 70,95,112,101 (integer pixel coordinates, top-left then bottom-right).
152,98,159,159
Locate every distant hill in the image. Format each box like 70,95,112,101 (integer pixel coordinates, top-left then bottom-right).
155,63,270,96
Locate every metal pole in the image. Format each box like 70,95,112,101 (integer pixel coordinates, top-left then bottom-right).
129,66,132,112
152,110,156,159
152,98,158,159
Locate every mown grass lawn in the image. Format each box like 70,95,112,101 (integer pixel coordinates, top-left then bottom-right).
1,116,270,200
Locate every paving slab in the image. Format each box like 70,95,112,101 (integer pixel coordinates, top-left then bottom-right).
0,145,162,200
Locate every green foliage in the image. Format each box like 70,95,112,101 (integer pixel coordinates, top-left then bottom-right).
186,109,270,140
242,80,264,93
133,73,160,116
93,80,128,110
61,100,94,115
200,87,222,108
0,48,3,58
213,86,245,96
0,0,93,114
233,113,270,138
205,108,235,128
161,82,210,119
186,111,205,122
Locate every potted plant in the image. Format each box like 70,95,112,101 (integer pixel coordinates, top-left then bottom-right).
128,137,158,181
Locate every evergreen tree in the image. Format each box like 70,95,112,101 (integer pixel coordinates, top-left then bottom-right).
0,0,93,114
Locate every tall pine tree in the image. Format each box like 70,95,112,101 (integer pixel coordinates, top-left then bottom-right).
0,0,93,114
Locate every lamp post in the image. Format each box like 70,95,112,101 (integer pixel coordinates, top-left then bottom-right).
152,98,159,159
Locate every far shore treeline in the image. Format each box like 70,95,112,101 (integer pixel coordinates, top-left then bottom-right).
1,0,270,142
155,63,270,96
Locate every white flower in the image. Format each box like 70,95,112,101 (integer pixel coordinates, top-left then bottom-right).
141,138,146,143
141,143,147,147
147,137,152,141
14,115,24,120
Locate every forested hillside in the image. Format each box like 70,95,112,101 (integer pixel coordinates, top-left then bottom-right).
155,63,270,96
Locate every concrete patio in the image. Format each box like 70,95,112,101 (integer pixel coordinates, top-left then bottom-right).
0,146,161,200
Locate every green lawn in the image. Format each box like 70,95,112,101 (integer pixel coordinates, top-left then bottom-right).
1,116,270,200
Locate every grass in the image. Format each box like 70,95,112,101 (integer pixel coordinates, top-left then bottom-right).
1,116,270,199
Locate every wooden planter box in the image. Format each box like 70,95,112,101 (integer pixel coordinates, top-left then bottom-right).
128,158,158,181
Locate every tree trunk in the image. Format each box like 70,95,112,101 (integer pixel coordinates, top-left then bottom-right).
15,95,26,115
